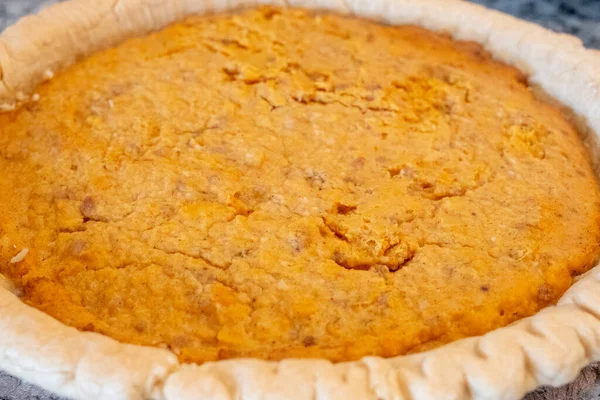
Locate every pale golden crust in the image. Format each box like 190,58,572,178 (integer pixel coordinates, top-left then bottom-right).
0,7,599,365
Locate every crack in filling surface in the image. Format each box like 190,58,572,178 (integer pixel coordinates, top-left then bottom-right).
0,7,599,363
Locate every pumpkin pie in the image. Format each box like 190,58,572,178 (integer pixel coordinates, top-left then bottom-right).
0,1,599,400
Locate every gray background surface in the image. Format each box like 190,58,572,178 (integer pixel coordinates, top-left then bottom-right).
0,0,599,399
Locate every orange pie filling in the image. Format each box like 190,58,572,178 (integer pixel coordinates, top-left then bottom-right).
0,7,599,363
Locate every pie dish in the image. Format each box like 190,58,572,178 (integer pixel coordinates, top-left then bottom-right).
1,1,600,400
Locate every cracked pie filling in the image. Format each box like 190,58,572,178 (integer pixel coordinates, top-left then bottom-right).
1,7,599,363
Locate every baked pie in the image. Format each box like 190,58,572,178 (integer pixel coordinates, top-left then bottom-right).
0,1,599,399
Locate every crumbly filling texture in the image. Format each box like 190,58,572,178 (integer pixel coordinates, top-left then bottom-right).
0,7,599,363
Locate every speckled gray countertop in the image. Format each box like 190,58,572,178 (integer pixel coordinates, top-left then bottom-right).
0,1,599,399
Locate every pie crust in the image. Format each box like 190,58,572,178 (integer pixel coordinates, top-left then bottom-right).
0,1,599,399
